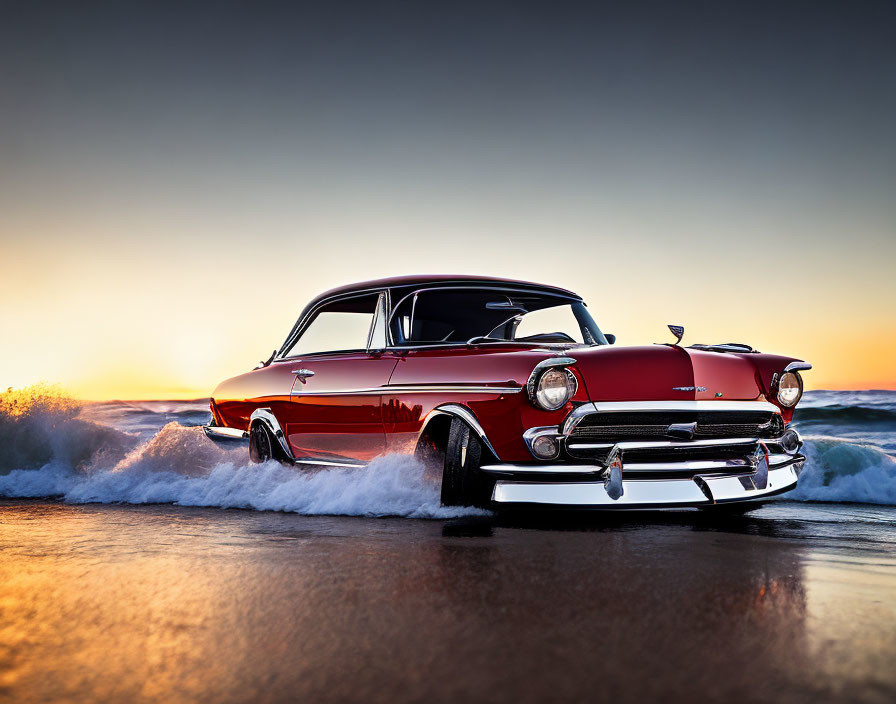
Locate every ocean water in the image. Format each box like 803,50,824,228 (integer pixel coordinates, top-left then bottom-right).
0,390,894,514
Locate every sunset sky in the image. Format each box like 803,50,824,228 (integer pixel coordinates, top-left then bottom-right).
1,1,894,399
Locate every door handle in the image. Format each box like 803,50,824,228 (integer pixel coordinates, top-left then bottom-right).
291,368,315,383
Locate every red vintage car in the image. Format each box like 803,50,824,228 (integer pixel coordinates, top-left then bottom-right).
204,275,809,510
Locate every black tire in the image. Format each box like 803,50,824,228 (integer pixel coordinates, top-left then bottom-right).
441,418,494,508
249,421,278,463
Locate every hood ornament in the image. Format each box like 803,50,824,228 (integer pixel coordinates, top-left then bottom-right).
668,325,685,344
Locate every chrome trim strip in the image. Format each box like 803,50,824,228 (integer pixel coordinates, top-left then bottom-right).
625,459,751,472
249,408,295,461
566,436,765,451
481,454,798,476
293,457,367,469
561,400,781,435
366,291,388,351
422,404,501,461
292,384,522,396
783,361,812,373
203,425,249,440
481,463,602,474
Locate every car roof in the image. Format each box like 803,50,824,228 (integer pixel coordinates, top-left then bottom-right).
311,275,580,305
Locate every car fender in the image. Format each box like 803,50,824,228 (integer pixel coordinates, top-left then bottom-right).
249,408,295,461
416,403,501,461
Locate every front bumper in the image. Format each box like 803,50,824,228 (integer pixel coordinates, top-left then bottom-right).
488,400,805,509
484,449,804,510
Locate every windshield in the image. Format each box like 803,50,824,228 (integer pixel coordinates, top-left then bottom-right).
388,289,608,347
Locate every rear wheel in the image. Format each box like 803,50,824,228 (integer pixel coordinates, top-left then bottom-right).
441,418,494,508
249,421,279,463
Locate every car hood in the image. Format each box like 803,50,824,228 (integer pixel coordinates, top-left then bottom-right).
569,344,801,403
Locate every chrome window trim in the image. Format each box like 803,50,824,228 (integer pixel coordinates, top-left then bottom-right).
383,341,573,352
561,400,780,435
279,290,386,360
366,291,388,351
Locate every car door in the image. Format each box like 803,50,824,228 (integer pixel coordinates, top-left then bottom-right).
279,292,397,464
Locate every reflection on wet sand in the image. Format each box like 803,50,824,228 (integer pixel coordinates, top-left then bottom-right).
0,501,893,704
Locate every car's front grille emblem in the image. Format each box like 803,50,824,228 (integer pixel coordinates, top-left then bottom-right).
666,422,697,440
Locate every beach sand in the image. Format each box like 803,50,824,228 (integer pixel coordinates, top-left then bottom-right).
1,500,894,704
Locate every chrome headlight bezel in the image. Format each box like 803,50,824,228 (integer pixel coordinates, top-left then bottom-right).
533,367,578,411
526,357,579,411
776,371,803,407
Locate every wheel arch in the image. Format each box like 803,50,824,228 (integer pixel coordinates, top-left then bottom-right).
249,408,294,461
414,404,500,463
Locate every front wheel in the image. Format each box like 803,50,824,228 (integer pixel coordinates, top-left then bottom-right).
248,421,284,464
441,418,494,508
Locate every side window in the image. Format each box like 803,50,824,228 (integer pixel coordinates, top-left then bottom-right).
286,295,378,356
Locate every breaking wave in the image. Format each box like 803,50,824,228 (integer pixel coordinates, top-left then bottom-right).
791,436,896,505
1,386,895,510
0,388,479,518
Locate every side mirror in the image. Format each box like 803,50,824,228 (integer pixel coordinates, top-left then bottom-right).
605,334,616,345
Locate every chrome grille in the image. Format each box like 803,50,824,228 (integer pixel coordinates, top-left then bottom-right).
568,410,782,442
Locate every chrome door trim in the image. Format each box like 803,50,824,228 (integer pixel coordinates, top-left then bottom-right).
291,383,522,396
249,408,295,461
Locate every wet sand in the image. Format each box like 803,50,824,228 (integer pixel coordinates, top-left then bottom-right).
1,500,895,704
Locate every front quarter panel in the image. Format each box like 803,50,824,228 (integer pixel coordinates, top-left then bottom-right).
383,347,585,462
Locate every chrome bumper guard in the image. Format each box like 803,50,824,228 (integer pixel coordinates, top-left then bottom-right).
203,425,248,441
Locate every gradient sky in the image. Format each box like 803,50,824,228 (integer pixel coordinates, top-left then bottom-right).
1,0,894,399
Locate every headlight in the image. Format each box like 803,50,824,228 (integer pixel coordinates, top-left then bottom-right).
777,372,803,407
534,368,577,411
